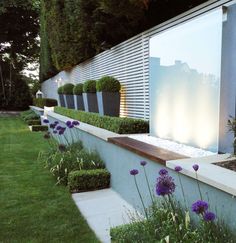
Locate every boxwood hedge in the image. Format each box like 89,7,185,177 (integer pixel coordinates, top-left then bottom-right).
54,107,149,134
68,169,110,192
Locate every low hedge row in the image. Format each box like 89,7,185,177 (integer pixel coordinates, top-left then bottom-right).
31,125,48,132
33,98,58,108
27,119,41,126
54,107,149,134
20,110,39,122
68,169,110,192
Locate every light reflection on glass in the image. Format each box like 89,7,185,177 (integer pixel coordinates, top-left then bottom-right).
149,9,223,152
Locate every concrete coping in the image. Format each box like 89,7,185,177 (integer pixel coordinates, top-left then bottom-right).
29,105,44,112
46,111,122,141
167,154,236,196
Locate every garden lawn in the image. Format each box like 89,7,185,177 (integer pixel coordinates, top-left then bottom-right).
0,116,99,243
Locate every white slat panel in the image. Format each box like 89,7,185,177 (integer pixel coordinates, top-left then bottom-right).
42,0,230,120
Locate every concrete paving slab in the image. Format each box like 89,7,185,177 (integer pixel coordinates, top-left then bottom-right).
72,189,140,243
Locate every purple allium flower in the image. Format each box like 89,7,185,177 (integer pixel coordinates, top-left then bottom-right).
191,200,208,214
66,121,72,127
54,121,59,125
156,174,175,196
140,161,147,166
175,166,182,172
59,130,65,135
43,119,49,123
159,168,168,176
69,124,74,129
72,120,80,126
130,169,139,176
193,164,199,171
50,123,56,129
58,144,66,152
53,130,57,134
56,125,62,130
43,133,50,139
203,211,216,222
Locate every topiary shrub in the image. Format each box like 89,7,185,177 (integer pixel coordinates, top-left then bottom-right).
31,125,48,132
83,80,96,93
57,86,64,94
68,169,110,192
96,76,121,92
73,83,84,95
62,83,75,95
27,119,41,126
33,98,58,108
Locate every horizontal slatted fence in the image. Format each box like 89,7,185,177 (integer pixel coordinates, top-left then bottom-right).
42,0,231,120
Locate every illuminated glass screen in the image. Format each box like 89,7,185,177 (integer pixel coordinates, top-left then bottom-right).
149,9,223,152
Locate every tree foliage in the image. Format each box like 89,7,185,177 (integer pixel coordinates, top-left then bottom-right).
0,0,39,110
40,0,208,82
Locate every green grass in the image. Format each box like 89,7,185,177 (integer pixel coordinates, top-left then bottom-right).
0,116,99,243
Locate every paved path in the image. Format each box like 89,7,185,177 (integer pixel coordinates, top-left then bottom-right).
72,189,140,243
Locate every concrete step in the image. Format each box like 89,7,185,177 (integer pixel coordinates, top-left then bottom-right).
72,188,139,243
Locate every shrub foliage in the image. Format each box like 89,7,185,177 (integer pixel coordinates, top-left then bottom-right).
73,83,84,95
54,106,149,134
83,80,96,93
62,83,75,95
96,76,121,92
33,98,58,108
68,169,110,192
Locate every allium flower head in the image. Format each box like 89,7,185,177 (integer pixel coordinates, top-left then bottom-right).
43,119,49,123
56,126,62,130
44,133,50,139
193,164,199,171
69,124,74,129
140,161,147,166
130,169,139,176
175,166,182,172
59,130,65,135
72,120,80,126
54,121,59,125
156,174,175,196
66,121,72,127
159,168,168,176
191,200,208,214
53,130,57,134
50,123,56,129
203,211,216,222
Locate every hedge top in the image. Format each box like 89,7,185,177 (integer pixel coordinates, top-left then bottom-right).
63,83,75,95
57,86,63,94
73,83,84,95
83,80,96,93
96,76,121,92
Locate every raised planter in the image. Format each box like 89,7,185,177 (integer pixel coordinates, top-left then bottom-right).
63,83,75,109
44,111,236,230
96,76,121,117
83,80,98,113
97,92,120,116
75,95,84,110
83,93,98,112
73,83,84,111
65,94,75,109
59,94,66,107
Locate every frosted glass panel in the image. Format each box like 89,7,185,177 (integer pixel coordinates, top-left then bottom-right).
149,9,223,152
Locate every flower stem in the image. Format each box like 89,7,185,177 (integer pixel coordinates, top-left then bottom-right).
178,173,187,208
133,175,148,219
195,172,203,200
143,166,154,204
